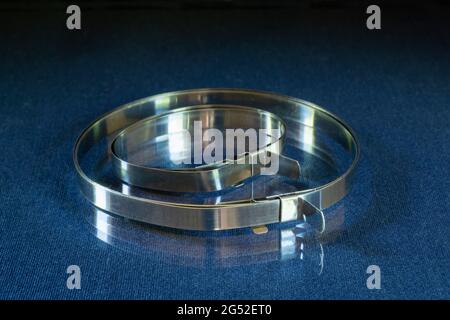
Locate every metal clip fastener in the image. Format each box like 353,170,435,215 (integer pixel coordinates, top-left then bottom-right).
279,195,326,234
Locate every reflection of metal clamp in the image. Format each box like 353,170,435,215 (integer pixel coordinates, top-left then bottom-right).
73,89,360,231
88,207,325,272
110,105,301,192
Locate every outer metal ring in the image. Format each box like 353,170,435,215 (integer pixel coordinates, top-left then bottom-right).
73,88,360,231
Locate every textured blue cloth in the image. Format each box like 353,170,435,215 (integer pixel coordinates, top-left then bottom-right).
0,7,449,299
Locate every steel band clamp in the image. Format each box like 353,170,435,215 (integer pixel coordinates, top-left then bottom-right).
73,89,360,231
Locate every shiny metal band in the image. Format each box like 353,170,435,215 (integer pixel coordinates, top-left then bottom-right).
73,89,360,231
110,104,301,192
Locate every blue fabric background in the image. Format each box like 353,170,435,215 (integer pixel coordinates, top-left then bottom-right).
0,6,448,299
